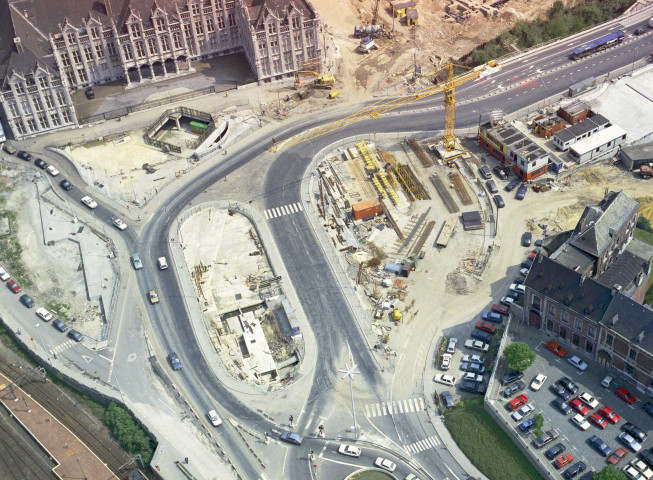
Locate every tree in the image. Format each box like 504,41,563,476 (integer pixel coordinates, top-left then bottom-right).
503,342,536,371
637,216,652,232
549,0,565,19
593,465,627,480
544,16,568,39
532,413,544,436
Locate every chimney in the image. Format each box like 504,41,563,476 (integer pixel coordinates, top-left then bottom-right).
13,37,23,54
611,284,622,296
105,0,112,15
580,273,587,285
636,331,645,344
610,314,618,327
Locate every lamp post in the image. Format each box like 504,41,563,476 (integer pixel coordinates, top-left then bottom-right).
339,350,361,440
541,79,547,110
34,324,51,364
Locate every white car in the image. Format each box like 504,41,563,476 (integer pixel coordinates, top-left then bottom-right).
624,464,643,480
46,165,59,176
433,374,457,387
462,354,484,364
464,339,489,352
446,338,458,354
633,460,653,479
511,403,535,421
338,444,361,457
519,267,530,276
158,257,168,270
113,218,127,230
530,374,547,391
81,196,98,209
0,266,10,281
509,284,526,294
568,355,588,371
571,413,590,430
500,296,515,306
462,372,484,383
374,457,397,472
36,307,53,322
579,392,599,409
207,409,222,426
440,353,452,371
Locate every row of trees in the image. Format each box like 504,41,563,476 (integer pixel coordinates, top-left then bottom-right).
468,0,637,65
105,402,155,465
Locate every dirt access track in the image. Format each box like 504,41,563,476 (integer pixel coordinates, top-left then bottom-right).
311,0,580,101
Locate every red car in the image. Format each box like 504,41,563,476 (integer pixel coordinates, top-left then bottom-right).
589,412,608,429
599,406,620,424
607,447,628,465
491,304,510,316
545,340,567,357
528,252,537,261
507,394,528,411
7,279,21,293
554,453,574,469
615,387,636,404
569,398,589,415
475,321,497,334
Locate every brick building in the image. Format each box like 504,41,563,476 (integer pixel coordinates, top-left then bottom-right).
0,0,322,140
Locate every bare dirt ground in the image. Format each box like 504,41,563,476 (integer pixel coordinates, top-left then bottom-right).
311,0,579,103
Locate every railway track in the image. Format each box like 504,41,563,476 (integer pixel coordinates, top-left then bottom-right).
0,359,137,478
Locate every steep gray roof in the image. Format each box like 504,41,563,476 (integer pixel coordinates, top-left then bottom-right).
569,191,639,257
601,294,653,353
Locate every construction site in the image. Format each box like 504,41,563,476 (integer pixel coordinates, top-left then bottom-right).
178,208,302,386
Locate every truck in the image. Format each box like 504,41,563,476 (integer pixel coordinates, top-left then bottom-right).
641,163,653,179
358,37,379,53
293,71,335,89
354,25,382,38
570,30,625,60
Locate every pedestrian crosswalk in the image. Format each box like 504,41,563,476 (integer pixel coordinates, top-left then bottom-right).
49,339,78,356
264,202,304,220
405,435,442,454
363,397,425,418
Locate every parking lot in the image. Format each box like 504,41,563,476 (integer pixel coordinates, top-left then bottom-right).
490,321,653,478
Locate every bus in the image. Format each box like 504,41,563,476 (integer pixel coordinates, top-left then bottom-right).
570,30,625,60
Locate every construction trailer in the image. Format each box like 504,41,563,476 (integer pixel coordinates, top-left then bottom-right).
391,1,416,17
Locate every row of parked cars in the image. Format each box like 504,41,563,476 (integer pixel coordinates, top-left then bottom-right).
478,164,529,210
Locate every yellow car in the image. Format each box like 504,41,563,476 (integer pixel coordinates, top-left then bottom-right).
328,90,340,99
148,290,159,304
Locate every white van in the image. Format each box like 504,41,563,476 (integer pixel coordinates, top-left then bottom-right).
601,375,615,389
157,257,168,270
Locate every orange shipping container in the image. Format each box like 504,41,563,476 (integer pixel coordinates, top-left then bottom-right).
352,199,382,220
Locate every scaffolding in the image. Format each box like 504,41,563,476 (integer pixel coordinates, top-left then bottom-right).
392,163,430,201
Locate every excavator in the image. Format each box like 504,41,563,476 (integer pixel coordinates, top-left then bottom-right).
294,71,336,89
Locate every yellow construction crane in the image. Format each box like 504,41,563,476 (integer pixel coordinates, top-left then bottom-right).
271,60,501,155
294,71,336,89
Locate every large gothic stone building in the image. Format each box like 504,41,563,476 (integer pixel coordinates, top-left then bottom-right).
0,0,322,140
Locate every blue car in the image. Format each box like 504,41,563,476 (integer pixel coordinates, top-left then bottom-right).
515,185,528,200
519,418,536,432
168,352,182,371
589,435,612,457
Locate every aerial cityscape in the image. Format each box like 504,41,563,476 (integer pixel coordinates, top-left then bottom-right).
1,0,653,479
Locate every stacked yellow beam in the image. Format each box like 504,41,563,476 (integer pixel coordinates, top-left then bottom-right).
357,140,379,173
371,176,387,198
377,171,399,205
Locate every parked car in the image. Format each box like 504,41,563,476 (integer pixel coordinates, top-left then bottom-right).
207,409,223,427
36,307,53,321
559,377,579,394
530,374,547,391
433,374,457,387
59,179,73,191
17,151,33,161
447,338,458,354
505,178,521,192
643,402,653,418
85,86,95,99
634,27,646,35
616,387,637,405
0,266,9,282
502,380,526,398
465,339,489,352
52,318,68,332
500,296,515,307
491,303,510,315
633,460,653,479
553,398,572,415
534,429,559,448
570,398,590,415
546,341,567,357
374,457,396,472
461,354,484,364
34,158,47,169
567,356,588,371
511,403,535,421
608,447,629,465
440,391,455,409
440,353,452,370
507,394,528,411
521,231,532,246
338,444,361,457
513,276,525,285
641,449,653,468
471,330,492,343
521,260,533,270
168,352,182,371
131,253,143,270
493,165,507,179
519,267,530,276
501,371,524,386
478,165,492,179
599,406,621,424
81,196,98,209
571,414,590,430
459,380,487,395
475,321,497,334
280,431,304,446
550,382,571,400
68,329,83,342
563,461,586,479
460,362,485,374
624,464,643,480
579,392,599,409
515,184,528,200
589,413,608,429
509,284,525,295
462,372,484,383
619,432,643,452
545,442,566,460
481,311,503,323
7,279,21,293
20,294,35,308
493,194,505,208
623,422,647,442
554,453,574,469
3,144,17,154
518,418,536,432
486,180,498,194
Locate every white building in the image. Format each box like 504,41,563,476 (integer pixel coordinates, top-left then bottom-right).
568,125,627,164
